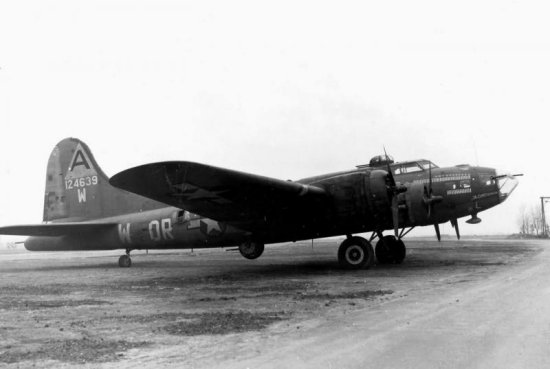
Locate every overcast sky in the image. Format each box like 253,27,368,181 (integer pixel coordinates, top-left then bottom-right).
1,1,549,238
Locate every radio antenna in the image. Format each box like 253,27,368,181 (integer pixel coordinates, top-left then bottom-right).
472,137,479,166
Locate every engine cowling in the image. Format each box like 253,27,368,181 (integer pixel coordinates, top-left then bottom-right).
404,181,431,226
368,170,392,213
367,170,433,228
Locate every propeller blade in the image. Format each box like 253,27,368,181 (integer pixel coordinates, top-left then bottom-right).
392,196,399,237
451,218,460,240
434,223,441,241
382,147,407,235
423,162,441,220
383,147,396,187
423,184,432,218
428,162,433,195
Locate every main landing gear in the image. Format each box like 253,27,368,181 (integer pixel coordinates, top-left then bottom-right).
375,235,406,264
373,228,414,265
337,236,375,269
118,249,132,267
337,228,413,269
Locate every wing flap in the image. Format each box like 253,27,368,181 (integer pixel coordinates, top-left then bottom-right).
0,223,118,237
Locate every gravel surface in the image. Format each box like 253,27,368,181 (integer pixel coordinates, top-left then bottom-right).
0,237,544,368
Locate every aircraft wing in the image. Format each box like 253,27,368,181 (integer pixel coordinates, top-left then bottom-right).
110,161,327,229
0,223,118,237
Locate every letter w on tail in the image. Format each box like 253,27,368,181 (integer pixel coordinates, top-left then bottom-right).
77,188,86,203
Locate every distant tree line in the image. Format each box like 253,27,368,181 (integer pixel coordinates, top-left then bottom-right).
517,204,549,237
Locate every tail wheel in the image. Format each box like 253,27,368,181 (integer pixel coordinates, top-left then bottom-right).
239,241,265,259
376,235,406,264
118,254,132,267
338,236,375,269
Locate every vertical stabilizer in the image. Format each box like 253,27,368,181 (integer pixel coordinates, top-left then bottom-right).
43,138,163,222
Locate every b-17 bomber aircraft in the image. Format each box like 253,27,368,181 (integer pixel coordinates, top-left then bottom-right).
0,138,521,268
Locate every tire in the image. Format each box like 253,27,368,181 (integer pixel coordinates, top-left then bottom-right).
375,236,393,264
118,254,132,267
239,241,265,259
338,237,375,269
376,236,406,264
393,239,406,264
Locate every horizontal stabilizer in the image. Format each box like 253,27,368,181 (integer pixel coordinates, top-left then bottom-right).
0,223,118,237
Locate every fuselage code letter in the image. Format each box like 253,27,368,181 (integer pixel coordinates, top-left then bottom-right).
149,218,174,241
118,223,132,244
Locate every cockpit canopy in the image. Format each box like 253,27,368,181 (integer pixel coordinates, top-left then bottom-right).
357,156,438,176
392,160,438,175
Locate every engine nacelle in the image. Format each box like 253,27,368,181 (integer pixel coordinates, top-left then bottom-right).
367,170,392,216
404,181,431,226
368,170,434,228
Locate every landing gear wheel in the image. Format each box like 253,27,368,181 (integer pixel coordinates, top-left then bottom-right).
375,235,406,264
118,254,132,267
393,239,406,264
239,241,265,259
338,236,375,270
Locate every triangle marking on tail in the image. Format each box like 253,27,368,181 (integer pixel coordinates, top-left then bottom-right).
65,143,97,180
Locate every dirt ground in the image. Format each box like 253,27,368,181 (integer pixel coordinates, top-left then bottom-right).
0,237,547,368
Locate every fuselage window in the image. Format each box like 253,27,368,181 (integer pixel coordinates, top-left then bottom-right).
446,182,457,190
177,210,186,223
479,174,496,186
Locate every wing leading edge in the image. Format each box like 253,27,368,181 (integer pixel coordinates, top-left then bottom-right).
110,161,327,230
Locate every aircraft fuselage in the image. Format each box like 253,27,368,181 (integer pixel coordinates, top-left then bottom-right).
25,164,508,252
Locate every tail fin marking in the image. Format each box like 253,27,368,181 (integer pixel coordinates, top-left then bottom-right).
44,138,164,222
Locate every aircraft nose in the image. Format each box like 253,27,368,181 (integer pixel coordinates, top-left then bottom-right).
495,170,520,203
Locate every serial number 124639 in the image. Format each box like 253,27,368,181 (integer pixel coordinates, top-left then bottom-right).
65,176,98,190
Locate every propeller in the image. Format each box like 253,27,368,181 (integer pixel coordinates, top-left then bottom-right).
434,223,441,241
423,162,443,241
383,148,407,237
451,218,460,240
423,162,443,219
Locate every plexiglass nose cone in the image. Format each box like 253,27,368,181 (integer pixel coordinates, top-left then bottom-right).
496,171,519,203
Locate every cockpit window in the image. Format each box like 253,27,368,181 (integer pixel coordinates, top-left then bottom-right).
418,160,438,170
394,162,423,175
